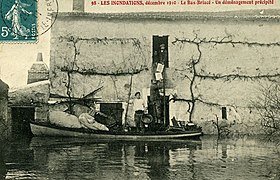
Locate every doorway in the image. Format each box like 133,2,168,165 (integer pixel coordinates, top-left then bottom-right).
11,107,34,137
99,103,123,126
152,35,169,67
150,35,170,128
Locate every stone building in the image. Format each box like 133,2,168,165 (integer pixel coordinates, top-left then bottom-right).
48,4,280,134
8,53,49,137
0,79,9,139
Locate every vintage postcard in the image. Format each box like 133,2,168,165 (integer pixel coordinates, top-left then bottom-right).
0,0,279,179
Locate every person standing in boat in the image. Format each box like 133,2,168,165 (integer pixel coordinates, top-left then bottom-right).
133,91,146,132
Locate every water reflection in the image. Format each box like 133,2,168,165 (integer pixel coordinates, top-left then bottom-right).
0,143,7,180
2,136,280,180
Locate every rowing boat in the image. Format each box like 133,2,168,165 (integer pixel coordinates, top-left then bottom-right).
30,121,203,140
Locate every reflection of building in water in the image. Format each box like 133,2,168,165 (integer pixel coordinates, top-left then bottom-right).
2,138,34,179
24,138,202,179
146,143,170,179
168,141,202,179
2,137,280,180
126,141,202,179
0,145,7,180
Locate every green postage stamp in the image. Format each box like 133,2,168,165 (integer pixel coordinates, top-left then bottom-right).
0,0,37,42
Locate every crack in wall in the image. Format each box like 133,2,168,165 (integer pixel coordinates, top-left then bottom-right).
171,35,280,123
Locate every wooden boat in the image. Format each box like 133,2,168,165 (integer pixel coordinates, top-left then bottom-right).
30,121,203,140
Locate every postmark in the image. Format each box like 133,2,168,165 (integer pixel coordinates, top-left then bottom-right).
0,0,58,43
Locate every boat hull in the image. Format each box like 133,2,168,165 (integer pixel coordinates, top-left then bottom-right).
30,122,202,140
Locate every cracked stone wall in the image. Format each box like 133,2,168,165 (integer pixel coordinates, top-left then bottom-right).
9,81,50,123
50,14,280,134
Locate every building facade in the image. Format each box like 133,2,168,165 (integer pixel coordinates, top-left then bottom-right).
48,10,280,134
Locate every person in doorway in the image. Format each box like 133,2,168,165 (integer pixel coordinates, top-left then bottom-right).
159,44,168,66
133,91,146,132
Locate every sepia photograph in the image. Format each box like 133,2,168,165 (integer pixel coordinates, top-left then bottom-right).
0,0,279,179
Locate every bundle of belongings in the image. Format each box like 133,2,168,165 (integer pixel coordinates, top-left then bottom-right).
49,111,82,128
78,112,109,131
49,110,109,131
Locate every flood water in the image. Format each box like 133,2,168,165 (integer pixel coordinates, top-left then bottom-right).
0,136,279,180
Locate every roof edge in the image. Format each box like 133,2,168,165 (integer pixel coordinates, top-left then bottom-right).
54,9,280,21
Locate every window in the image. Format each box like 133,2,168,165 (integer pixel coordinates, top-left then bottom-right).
222,107,227,120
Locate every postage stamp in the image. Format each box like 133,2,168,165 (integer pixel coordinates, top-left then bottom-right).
0,0,37,42
0,0,58,43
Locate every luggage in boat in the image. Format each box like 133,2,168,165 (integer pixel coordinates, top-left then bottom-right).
49,111,82,128
94,112,117,128
78,113,109,131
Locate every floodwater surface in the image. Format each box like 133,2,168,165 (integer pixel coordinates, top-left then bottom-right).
0,136,279,180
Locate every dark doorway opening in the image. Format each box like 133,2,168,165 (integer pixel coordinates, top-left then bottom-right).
99,103,123,126
11,107,34,137
150,35,170,129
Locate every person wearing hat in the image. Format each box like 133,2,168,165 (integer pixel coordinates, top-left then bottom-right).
133,91,146,132
159,43,168,66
